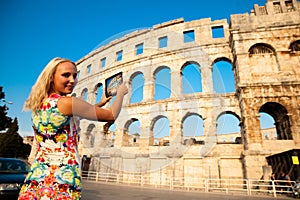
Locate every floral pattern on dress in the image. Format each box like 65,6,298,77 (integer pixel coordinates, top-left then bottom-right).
18,93,82,200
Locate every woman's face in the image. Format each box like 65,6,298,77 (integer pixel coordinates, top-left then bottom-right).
52,61,77,95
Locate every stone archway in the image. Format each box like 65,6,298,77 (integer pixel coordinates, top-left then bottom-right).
259,102,292,140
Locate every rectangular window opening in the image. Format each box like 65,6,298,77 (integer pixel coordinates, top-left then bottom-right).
77,70,80,79
87,65,91,74
183,30,195,43
273,2,282,13
159,36,168,48
101,57,106,68
212,26,224,38
136,43,144,55
285,1,294,12
116,50,123,61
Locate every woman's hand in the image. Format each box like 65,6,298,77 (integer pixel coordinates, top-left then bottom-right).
116,82,128,96
96,92,112,107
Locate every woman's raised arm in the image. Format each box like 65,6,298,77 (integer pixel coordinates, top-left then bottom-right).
57,83,128,122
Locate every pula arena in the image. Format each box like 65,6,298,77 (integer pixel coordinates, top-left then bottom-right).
71,0,300,180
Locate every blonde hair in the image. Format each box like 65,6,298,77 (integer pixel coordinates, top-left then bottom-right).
23,57,75,112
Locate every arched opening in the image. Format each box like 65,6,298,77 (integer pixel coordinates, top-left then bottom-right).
123,118,140,146
181,62,202,94
130,72,144,103
249,43,275,55
103,122,115,147
212,58,235,93
151,116,170,146
289,40,300,52
81,88,88,101
154,66,171,100
259,102,292,140
182,113,204,145
82,124,96,148
259,112,276,140
248,43,278,72
216,112,241,143
94,83,103,103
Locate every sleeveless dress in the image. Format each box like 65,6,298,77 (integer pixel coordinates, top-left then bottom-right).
18,93,82,200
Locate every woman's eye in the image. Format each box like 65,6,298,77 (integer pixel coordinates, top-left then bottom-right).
62,73,70,78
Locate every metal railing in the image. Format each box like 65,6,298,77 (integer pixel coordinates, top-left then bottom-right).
82,171,294,198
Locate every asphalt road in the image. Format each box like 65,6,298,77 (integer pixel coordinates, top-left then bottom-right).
82,181,291,200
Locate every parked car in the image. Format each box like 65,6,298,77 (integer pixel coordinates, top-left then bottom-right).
0,157,29,199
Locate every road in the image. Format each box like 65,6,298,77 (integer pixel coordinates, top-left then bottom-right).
82,181,291,200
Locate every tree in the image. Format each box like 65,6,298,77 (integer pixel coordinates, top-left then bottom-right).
0,86,12,131
0,118,31,158
0,87,31,159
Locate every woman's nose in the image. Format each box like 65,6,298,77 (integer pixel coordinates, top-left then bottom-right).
69,76,75,83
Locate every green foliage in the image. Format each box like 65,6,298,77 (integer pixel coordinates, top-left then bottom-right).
0,86,12,131
0,118,31,159
0,87,31,159
0,86,4,99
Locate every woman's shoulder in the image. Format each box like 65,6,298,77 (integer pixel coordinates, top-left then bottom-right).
56,96,75,116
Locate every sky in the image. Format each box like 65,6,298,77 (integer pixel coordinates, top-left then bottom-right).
0,0,268,137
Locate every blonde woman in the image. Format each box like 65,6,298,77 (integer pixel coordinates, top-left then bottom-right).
18,57,128,200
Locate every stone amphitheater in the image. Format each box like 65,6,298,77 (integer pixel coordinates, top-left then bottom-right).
68,0,300,181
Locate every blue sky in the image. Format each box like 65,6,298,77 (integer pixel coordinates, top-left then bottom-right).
0,0,268,136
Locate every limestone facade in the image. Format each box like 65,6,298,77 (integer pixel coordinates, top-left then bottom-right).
73,0,300,181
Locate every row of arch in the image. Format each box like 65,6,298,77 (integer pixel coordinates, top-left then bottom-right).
75,58,236,104
75,40,300,104
81,102,292,147
249,40,300,54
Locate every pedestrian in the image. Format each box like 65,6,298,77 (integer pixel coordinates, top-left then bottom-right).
278,171,292,192
269,173,277,190
18,57,128,200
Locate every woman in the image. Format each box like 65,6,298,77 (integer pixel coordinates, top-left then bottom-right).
18,57,128,199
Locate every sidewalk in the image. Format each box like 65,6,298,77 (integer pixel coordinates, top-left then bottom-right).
82,181,292,200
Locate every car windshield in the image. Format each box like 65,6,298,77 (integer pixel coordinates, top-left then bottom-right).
0,159,28,173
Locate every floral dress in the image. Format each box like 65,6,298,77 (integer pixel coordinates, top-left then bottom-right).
18,93,82,200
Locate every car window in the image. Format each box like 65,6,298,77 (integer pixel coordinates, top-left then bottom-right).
0,160,28,172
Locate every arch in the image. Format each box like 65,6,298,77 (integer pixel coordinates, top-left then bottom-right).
216,111,240,135
124,118,139,134
182,112,204,137
94,83,103,103
83,124,96,147
86,123,96,132
259,112,276,140
212,58,235,93
71,93,76,97
249,43,275,55
123,118,140,146
259,102,292,140
216,111,240,121
289,40,300,52
154,66,171,100
81,88,88,101
150,115,170,146
129,72,144,103
102,122,115,147
181,61,202,94
103,122,114,135
212,57,232,65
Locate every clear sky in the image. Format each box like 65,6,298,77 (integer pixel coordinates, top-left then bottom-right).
0,0,267,136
